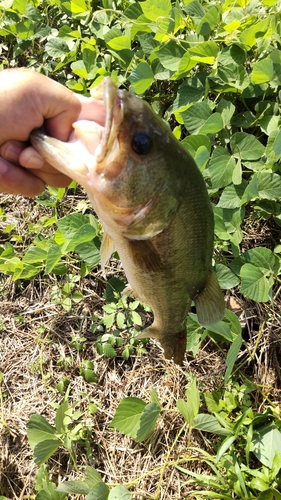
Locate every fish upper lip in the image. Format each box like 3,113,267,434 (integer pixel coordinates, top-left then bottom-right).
90,77,124,164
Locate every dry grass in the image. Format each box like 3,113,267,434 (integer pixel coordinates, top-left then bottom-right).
0,194,281,499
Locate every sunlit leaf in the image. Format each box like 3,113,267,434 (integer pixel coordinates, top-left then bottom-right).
129,62,154,94
140,0,172,21
110,397,146,439
193,414,231,436
240,264,274,302
251,424,281,468
251,58,274,84
136,402,161,442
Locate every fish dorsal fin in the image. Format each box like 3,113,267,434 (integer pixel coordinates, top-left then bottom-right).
127,239,163,273
194,269,225,326
136,326,187,365
100,232,115,270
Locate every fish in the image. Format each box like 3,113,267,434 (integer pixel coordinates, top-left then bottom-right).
30,77,225,364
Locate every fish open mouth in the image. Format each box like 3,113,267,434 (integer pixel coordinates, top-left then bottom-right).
30,77,124,186
30,78,162,236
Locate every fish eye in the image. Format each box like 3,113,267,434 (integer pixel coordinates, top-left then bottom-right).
132,132,152,155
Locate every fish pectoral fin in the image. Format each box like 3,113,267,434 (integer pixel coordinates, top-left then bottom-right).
122,284,139,300
135,326,187,365
100,232,115,270
127,239,163,273
194,269,225,326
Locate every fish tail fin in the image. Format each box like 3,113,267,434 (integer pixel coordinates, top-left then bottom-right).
194,269,225,326
136,326,187,365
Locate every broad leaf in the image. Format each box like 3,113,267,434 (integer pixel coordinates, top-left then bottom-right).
108,485,132,499
193,414,231,436
230,132,265,161
129,62,154,94
251,424,281,468
33,440,61,465
240,264,274,302
136,402,161,442
110,397,146,439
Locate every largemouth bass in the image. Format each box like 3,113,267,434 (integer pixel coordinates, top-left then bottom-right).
30,77,225,364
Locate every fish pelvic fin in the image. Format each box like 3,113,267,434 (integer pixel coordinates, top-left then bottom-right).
122,284,139,300
136,326,187,365
100,232,115,270
127,239,163,273
194,269,225,326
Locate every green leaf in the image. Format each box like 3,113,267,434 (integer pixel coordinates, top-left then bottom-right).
272,129,281,158
150,388,161,406
197,6,220,36
76,240,100,266
177,399,193,425
129,62,154,94
216,99,235,127
57,213,95,240
181,102,211,134
230,132,265,161
188,41,219,64
86,482,110,500
64,224,97,252
216,435,237,463
55,400,68,433
102,343,116,358
108,485,131,499
26,414,56,449
193,414,231,436
110,397,146,439
224,334,243,383
251,58,274,84
209,147,236,189
251,424,281,468
69,0,88,13
156,41,185,71
23,246,47,264
218,181,247,209
241,247,277,272
56,481,90,494
105,278,125,303
107,36,131,51
33,439,61,465
240,264,274,302
116,312,125,329
140,0,172,21
181,135,211,157
129,311,142,326
215,264,240,289
45,38,69,58
84,467,104,489
185,376,200,423
199,113,224,135
45,244,62,274
136,402,161,442
240,18,269,49
256,172,281,201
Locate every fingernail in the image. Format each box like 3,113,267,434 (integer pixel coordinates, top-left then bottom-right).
25,155,44,169
3,143,23,163
0,157,8,173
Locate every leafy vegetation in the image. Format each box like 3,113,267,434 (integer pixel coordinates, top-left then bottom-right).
0,0,281,497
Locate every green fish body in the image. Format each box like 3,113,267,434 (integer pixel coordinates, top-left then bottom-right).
31,78,225,364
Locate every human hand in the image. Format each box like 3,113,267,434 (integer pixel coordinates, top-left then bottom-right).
0,68,83,196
